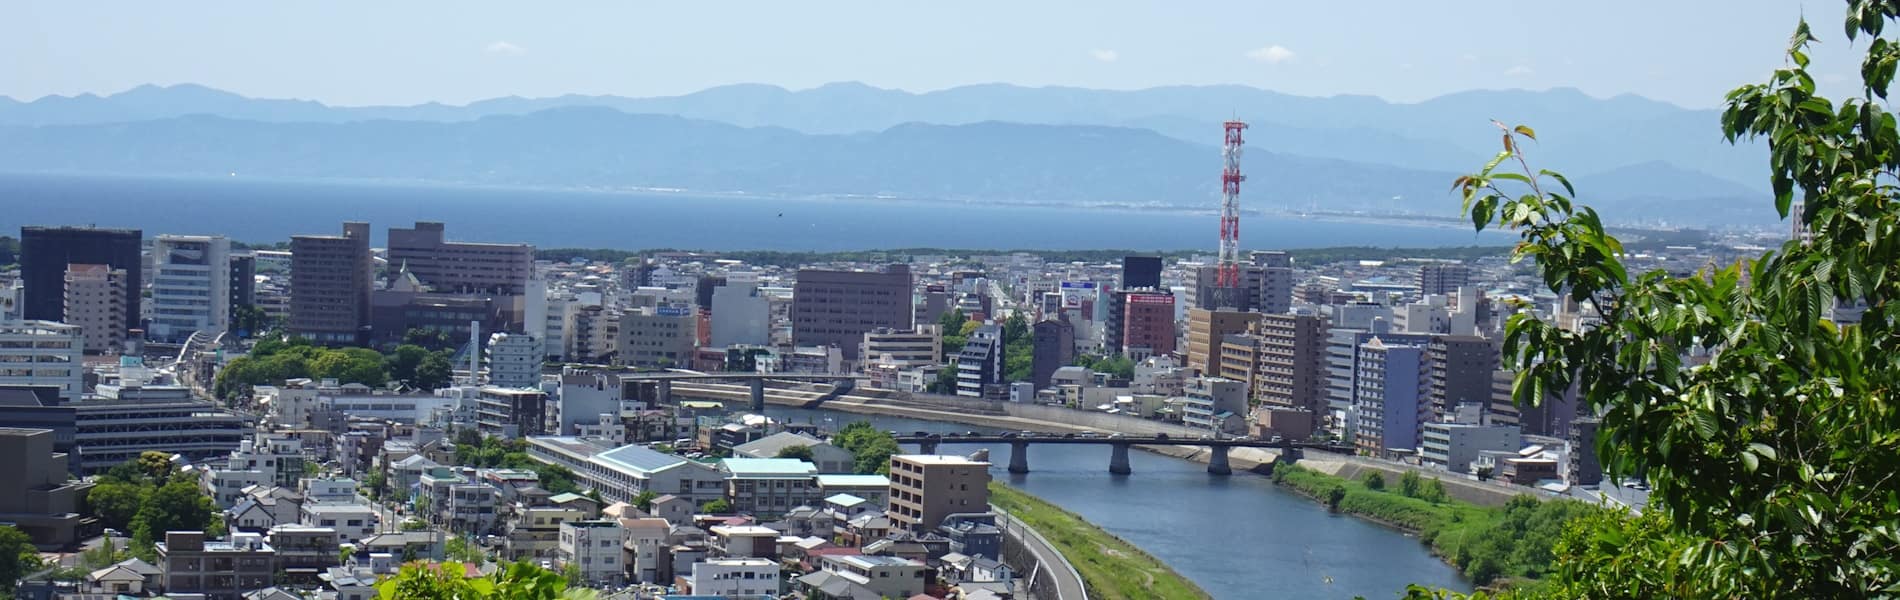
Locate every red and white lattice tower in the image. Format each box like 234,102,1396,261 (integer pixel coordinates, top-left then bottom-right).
1217,120,1248,290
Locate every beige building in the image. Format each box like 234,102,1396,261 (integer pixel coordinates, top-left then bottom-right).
886,454,990,534
1256,310,1330,429
0,427,92,550
63,263,127,354
1185,308,1261,378
157,531,276,599
289,222,373,346
616,306,698,368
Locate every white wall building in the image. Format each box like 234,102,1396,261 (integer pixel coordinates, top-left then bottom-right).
687,558,780,598
558,519,626,587
149,235,232,343
1181,376,1248,435
0,321,84,402
710,279,770,347
486,332,542,388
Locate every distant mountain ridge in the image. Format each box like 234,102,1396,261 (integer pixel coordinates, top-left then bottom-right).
0,106,1775,225
0,82,1767,192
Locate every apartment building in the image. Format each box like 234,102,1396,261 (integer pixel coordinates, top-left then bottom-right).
1416,263,1473,296
1353,337,1432,457
791,265,913,360
1255,310,1329,429
149,235,232,343
476,387,548,438
0,321,84,402
62,264,127,353
1186,308,1261,377
616,305,697,368
886,455,990,534
20,226,142,332
157,531,275,600
289,222,373,346
719,458,820,518
485,332,542,388
558,519,626,587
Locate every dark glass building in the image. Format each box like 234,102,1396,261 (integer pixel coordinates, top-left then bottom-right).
19,226,142,332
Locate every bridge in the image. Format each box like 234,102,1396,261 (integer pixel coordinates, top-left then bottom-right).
893,432,1350,475
619,371,869,412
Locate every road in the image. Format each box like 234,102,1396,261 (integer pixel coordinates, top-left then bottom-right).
994,507,1089,600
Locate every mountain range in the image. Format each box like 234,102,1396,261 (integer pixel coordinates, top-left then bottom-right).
0,83,1779,226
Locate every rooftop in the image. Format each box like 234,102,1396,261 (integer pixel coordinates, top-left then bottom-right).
720,458,818,478
892,454,989,466
815,474,891,487
593,443,688,474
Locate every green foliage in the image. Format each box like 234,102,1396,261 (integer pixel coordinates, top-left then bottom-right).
0,525,37,592
84,462,219,559
1074,354,1135,380
446,536,486,565
532,463,582,496
377,560,597,600
989,483,1211,600
699,498,732,514
403,328,454,352
927,360,959,395
0,235,18,267
231,304,275,336
632,490,658,512
774,444,816,461
215,336,391,400
832,421,901,475
1362,472,1385,491
1326,485,1347,511
1001,312,1035,383
937,309,969,357
1398,470,1423,498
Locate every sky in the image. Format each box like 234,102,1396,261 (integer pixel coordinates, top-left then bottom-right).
0,1,1868,109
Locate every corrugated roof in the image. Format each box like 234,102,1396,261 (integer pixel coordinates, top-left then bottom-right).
593,444,687,474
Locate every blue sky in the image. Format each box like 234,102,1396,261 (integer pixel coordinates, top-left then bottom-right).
1,1,1865,108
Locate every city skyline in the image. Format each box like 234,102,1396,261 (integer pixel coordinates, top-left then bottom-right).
3,1,1862,109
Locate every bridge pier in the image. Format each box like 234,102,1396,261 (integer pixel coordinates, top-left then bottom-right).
1108,442,1131,475
749,379,766,414
918,440,940,455
657,380,672,406
1207,445,1232,475
1008,441,1030,474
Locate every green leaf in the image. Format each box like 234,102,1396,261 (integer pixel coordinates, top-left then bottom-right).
1514,124,1537,140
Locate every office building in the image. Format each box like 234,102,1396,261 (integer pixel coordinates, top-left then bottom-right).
3,386,246,474
367,266,509,350
558,519,626,587
1251,251,1295,315
1417,263,1472,296
0,321,84,402
20,226,142,332
1186,308,1261,377
62,264,127,354
709,278,770,347
886,454,990,534
475,387,548,438
205,433,306,508
616,305,698,368
1182,376,1248,434
1119,291,1176,359
290,222,373,346
0,427,91,549
954,324,1003,399
229,253,257,311
157,531,275,599
1429,335,1499,421
1420,422,1520,473
485,332,541,388
792,265,913,360
1256,310,1329,427
1121,256,1162,289
859,326,941,369
1030,319,1075,389
148,235,232,343
1569,417,1603,485
1353,337,1432,457
385,222,534,295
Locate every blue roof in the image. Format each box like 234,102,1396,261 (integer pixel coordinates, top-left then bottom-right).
593,444,687,474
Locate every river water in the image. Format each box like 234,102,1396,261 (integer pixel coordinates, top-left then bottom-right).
776,406,1469,599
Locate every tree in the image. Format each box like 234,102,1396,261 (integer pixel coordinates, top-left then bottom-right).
386,344,430,385
775,445,816,462
1325,485,1346,512
632,490,658,512
1419,478,1447,505
1401,8,1900,596
1362,472,1385,491
0,525,37,593
414,352,456,391
1397,470,1423,499
560,562,583,587
699,499,732,514
137,450,176,483
231,305,273,336
832,421,900,475
403,328,453,352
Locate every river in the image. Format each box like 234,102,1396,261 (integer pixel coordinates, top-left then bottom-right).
774,406,1470,600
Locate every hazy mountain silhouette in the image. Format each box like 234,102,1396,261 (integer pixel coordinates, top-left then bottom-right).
0,107,1766,225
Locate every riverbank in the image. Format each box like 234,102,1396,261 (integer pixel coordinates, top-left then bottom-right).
1269,463,1595,590
988,483,1211,600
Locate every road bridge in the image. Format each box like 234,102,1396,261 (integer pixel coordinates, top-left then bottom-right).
894,432,1350,475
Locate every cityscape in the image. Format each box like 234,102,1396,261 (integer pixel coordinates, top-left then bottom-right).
1,2,1894,600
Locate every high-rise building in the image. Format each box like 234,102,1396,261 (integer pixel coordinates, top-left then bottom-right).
1417,263,1472,296
1256,310,1329,428
791,265,913,360
1120,292,1176,359
228,253,257,311
486,332,542,388
1121,256,1162,290
1030,319,1075,389
62,264,127,354
709,278,770,347
1353,337,1432,457
955,325,1004,399
1251,251,1295,315
20,226,142,332
1325,328,1432,435
1429,335,1498,421
149,235,232,343
886,454,990,534
385,222,534,295
289,222,372,346
616,305,698,368
1185,308,1261,377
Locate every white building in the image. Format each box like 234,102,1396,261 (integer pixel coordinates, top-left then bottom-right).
558,519,626,587
302,503,381,543
1421,422,1521,474
485,332,542,388
204,433,305,508
149,234,232,343
686,557,779,598
1181,377,1248,435
528,437,726,503
0,320,84,402
710,278,770,347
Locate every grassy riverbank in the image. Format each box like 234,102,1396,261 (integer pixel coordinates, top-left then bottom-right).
1271,464,1596,590
988,483,1211,600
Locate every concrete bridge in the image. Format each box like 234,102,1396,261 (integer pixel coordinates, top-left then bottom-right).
619,371,868,412
894,432,1350,475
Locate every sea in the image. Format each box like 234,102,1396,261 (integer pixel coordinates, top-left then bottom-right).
0,172,1512,251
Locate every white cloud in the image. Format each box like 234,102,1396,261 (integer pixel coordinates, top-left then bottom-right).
1504,65,1534,77
1090,49,1120,63
485,41,527,56
1245,45,1296,64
